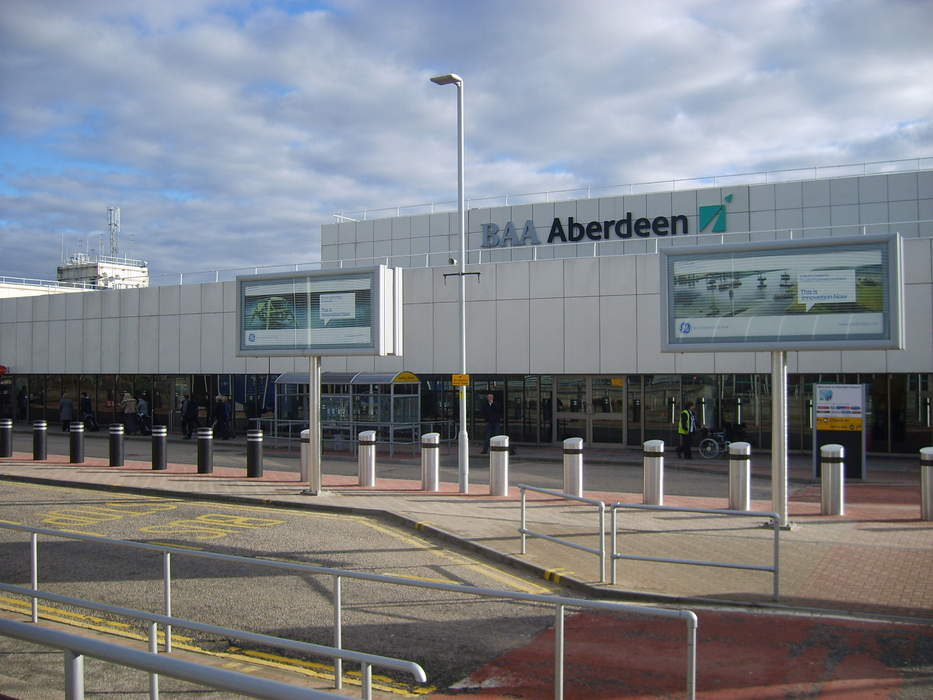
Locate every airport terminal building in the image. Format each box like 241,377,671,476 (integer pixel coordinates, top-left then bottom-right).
2,159,932,454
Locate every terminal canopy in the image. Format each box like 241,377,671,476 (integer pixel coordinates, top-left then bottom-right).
274,371,420,386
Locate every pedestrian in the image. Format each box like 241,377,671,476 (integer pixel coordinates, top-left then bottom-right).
181,394,198,439
224,395,234,438
213,394,228,439
480,393,502,455
136,393,151,435
120,391,138,434
676,400,697,459
80,392,99,431
59,393,75,431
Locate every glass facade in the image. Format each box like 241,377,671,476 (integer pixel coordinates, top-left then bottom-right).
2,372,931,454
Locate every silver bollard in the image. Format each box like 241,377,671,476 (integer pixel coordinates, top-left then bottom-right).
421,432,440,492
643,439,664,505
563,437,583,497
358,430,376,487
921,447,933,521
299,429,310,483
728,441,752,511
820,444,845,515
489,435,509,497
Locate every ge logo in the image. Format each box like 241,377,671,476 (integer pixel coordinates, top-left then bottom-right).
679,322,692,334
248,333,256,342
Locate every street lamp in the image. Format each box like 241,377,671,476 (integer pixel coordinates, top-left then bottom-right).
430,72,469,493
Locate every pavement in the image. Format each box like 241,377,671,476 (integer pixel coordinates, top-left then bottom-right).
1,429,932,698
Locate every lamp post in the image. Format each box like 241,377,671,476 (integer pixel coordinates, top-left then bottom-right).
430,72,469,493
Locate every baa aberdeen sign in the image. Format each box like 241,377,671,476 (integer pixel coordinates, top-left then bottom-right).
480,195,733,249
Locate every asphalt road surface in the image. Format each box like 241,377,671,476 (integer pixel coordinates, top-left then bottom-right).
0,481,560,698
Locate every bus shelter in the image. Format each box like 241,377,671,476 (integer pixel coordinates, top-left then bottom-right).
273,370,421,454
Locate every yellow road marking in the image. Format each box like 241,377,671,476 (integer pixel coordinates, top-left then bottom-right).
378,572,457,585
0,519,22,525
543,567,574,584
146,541,205,550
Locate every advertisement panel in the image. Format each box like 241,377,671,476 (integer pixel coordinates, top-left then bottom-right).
236,266,399,356
660,234,903,352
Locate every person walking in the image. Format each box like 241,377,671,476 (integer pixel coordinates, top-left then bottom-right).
213,394,230,439
59,393,75,431
79,392,99,431
181,394,198,439
676,400,697,459
120,392,138,434
480,393,502,455
136,393,151,435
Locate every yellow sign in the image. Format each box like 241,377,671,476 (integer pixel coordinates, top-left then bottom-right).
611,377,626,387
452,374,470,387
817,416,864,431
393,371,420,383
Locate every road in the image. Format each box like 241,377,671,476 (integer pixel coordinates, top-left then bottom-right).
0,481,558,698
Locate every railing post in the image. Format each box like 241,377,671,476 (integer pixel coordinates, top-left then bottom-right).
31,532,38,623
358,430,376,487
562,437,583,497
421,432,440,491
820,444,845,515
33,420,47,460
921,447,933,521
728,441,751,511
489,435,509,496
64,650,85,700
246,429,263,477
196,427,213,474
520,488,527,554
643,440,664,505
0,418,12,457
109,424,125,466
149,622,160,700
69,421,85,464
333,575,342,690
554,604,565,700
151,426,167,471
163,552,172,653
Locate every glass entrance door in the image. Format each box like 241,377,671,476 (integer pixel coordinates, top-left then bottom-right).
554,376,626,444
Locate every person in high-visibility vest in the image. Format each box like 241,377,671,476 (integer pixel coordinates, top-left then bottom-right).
676,401,697,459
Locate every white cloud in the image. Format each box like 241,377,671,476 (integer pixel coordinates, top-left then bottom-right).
1,0,931,280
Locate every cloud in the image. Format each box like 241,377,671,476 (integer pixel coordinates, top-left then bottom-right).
1,0,931,281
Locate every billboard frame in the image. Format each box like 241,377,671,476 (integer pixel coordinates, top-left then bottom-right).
236,265,399,357
659,233,904,353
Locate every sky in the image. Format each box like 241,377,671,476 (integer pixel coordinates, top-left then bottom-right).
1,0,931,283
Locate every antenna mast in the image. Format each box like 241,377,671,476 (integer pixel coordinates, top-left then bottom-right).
108,206,120,258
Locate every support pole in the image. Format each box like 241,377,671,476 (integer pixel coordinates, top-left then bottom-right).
771,350,789,527
305,355,322,495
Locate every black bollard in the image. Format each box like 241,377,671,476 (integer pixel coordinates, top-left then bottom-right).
151,425,167,471
109,424,125,466
0,418,11,458
247,429,263,478
33,420,47,461
69,422,85,464
197,426,213,474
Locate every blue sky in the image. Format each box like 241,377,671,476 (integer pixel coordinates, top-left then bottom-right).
1,0,931,281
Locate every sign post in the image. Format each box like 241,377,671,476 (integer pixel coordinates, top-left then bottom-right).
237,266,401,496
660,234,903,528
813,383,867,479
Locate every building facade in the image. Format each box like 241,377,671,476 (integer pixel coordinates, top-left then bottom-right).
2,162,932,453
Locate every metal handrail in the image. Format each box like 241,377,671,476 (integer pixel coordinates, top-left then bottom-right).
0,581,427,695
518,484,607,584
611,503,781,600
0,616,334,700
2,521,697,700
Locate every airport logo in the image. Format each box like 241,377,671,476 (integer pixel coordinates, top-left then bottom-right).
698,194,733,233
480,193,737,249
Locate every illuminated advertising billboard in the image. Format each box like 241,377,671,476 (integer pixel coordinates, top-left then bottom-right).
237,266,400,356
660,234,903,352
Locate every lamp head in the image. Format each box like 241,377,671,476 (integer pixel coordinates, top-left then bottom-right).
430,73,462,86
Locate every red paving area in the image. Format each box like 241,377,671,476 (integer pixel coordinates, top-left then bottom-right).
434,610,933,699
